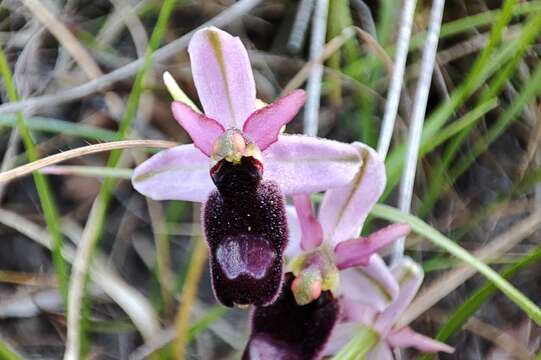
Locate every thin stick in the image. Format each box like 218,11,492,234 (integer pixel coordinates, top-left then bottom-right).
393,0,446,263
353,27,393,74
376,0,417,159
303,0,329,136
0,140,176,184
0,0,262,115
281,27,355,95
288,0,315,53
173,236,208,360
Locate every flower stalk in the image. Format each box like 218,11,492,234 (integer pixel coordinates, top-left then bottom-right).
332,326,379,360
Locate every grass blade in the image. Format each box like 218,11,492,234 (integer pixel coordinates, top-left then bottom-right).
0,340,23,360
418,12,541,217
0,115,118,141
0,48,69,303
371,204,541,326
174,237,208,359
64,0,177,357
419,245,541,360
421,58,541,216
332,326,379,360
393,0,445,262
383,19,536,200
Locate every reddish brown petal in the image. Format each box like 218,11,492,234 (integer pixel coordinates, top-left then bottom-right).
204,158,288,306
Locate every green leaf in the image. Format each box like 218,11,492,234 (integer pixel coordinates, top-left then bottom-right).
418,11,541,217
371,204,541,326
0,48,69,304
0,115,118,141
419,244,541,360
0,340,23,360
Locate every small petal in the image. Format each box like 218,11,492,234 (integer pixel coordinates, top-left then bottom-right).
243,273,340,360
339,255,399,312
188,27,256,128
375,257,423,335
284,205,303,259
132,145,213,202
319,142,386,246
334,224,411,269
171,101,225,156
292,194,323,251
387,327,454,353
243,90,306,150
340,299,378,324
264,135,361,195
203,180,287,307
163,71,201,112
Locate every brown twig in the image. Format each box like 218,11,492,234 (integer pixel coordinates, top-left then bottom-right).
0,140,177,184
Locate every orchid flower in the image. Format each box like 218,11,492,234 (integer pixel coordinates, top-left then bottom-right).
286,143,409,309
325,257,454,359
131,27,362,307
243,143,411,359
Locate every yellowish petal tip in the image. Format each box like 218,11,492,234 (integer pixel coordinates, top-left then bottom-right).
162,71,201,113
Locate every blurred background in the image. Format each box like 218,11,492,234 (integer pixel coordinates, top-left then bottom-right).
0,0,540,358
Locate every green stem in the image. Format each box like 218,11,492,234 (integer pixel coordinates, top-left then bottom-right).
333,326,380,360
0,48,69,304
0,340,22,360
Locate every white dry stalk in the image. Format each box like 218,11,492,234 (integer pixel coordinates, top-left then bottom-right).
64,203,102,360
0,0,263,116
304,0,329,137
376,0,417,159
393,0,446,263
288,0,315,53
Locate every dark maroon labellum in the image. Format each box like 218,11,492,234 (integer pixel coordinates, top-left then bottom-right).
203,156,288,307
242,273,340,360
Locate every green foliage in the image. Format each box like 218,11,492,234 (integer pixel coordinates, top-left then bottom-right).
74,0,178,354
420,244,541,360
0,49,69,304
371,204,541,326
